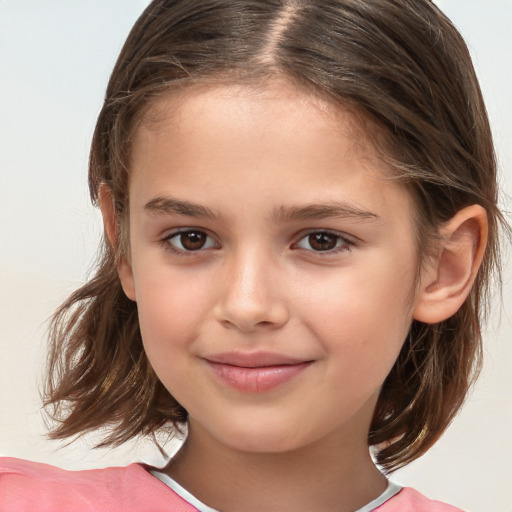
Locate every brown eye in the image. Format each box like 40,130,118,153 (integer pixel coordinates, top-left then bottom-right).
166,230,217,253
180,231,207,250
308,232,339,251
295,231,352,253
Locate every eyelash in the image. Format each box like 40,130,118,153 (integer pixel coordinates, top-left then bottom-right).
160,229,355,256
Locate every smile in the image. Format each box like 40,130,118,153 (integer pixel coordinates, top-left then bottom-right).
204,352,313,393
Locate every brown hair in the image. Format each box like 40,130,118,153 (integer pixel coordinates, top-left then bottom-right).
44,0,506,472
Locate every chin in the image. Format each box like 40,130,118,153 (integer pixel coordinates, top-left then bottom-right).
209,415,314,455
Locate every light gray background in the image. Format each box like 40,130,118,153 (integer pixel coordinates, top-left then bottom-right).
1,2,510,511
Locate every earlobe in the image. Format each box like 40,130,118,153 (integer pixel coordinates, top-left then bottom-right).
413,205,488,324
98,184,136,302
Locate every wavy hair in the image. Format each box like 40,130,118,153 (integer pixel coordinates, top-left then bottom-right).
44,0,506,472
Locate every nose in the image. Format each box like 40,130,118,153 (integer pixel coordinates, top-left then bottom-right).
214,249,289,332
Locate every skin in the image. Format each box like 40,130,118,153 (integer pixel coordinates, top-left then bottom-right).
101,80,487,512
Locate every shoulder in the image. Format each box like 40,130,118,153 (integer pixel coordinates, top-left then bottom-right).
375,486,464,512
0,457,196,512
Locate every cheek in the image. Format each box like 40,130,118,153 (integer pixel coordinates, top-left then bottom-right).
134,276,212,398
302,252,416,363
133,264,215,355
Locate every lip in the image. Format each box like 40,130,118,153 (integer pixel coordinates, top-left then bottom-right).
204,352,313,393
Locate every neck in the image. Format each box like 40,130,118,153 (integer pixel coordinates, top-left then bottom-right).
164,422,387,512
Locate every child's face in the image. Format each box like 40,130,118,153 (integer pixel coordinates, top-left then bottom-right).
121,80,423,454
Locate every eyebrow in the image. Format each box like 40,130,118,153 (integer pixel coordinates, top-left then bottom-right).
144,196,218,219
272,203,380,222
144,196,380,222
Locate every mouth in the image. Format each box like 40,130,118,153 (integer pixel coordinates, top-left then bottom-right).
204,352,313,393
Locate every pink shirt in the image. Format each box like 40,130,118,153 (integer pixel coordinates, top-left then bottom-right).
0,457,462,511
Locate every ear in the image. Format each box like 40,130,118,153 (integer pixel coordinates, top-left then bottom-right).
413,205,488,324
98,184,136,301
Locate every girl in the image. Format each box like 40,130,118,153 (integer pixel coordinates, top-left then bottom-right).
1,0,508,510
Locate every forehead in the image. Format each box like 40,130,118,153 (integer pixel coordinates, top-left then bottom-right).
128,80,411,221
134,79,386,168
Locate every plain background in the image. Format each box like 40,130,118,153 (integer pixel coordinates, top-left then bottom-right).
1,1,511,511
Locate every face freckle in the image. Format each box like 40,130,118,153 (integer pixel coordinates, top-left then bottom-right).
121,79,421,455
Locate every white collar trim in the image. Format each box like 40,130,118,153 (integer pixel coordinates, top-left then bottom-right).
354,481,403,512
150,469,402,512
150,469,220,512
